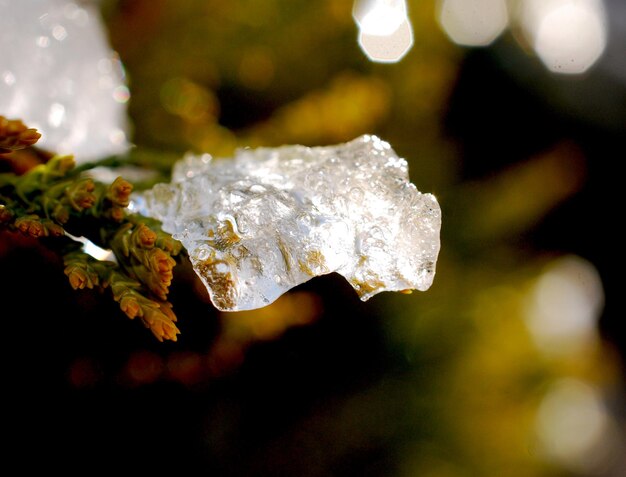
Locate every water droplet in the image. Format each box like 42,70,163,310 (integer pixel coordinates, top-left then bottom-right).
250,184,267,194
219,214,242,237
349,187,364,202
228,191,245,204
215,262,229,274
196,246,211,261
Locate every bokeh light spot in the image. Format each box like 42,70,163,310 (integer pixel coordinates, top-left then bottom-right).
353,0,408,36
438,0,509,47
358,18,413,63
112,84,130,104
125,351,164,386
536,379,616,473
524,255,604,356
167,351,205,386
520,0,608,74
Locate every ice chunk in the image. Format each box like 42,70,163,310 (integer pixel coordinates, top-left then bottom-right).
142,135,441,311
0,0,129,162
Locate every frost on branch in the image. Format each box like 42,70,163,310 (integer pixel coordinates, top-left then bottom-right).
142,135,441,311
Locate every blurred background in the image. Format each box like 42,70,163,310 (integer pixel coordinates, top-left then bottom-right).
1,0,625,474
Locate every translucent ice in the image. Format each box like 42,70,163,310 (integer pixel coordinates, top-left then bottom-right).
142,135,441,311
0,0,129,162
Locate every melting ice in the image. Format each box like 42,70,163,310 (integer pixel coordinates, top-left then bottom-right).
0,0,129,162
142,135,441,311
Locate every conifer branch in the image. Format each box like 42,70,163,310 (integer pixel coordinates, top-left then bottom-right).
1,115,183,341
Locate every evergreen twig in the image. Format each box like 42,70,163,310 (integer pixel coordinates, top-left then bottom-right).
1,115,183,341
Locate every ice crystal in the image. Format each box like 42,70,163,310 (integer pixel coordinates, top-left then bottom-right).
142,135,441,311
0,0,129,162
